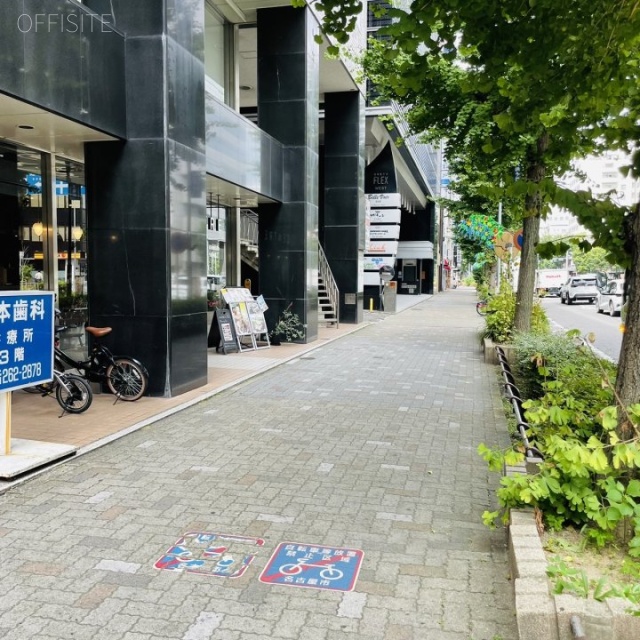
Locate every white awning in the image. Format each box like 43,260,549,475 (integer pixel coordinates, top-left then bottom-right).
397,241,434,260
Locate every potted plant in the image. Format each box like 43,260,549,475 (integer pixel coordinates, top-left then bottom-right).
269,303,304,345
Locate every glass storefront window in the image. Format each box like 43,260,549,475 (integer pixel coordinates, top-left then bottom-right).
205,3,226,102
55,158,87,304
0,142,87,329
0,143,45,291
207,201,226,293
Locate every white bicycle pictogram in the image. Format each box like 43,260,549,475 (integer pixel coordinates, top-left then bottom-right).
279,559,344,581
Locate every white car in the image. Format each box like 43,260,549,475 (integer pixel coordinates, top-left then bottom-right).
560,275,599,305
595,279,625,316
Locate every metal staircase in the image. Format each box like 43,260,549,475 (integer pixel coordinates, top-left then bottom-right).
318,244,339,328
239,209,339,329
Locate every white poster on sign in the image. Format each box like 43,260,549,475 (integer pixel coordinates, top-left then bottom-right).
367,193,401,208
370,225,400,240
366,241,399,255
365,199,371,252
363,255,396,271
370,209,401,224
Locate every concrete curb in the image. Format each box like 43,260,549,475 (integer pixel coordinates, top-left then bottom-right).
506,464,640,640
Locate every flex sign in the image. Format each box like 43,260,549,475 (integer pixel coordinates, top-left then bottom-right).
0,292,54,392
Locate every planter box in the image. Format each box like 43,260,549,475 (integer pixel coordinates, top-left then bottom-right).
483,337,516,365
506,464,640,640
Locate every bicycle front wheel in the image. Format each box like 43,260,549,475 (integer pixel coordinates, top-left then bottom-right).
56,373,93,414
106,358,148,401
476,301,489,316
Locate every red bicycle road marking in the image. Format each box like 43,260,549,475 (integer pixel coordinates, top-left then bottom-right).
260,553,352,583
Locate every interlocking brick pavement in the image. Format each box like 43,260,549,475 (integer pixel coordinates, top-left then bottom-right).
0,289,517,639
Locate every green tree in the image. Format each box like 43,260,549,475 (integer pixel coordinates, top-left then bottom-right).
572,247,619,275
315,0,640,433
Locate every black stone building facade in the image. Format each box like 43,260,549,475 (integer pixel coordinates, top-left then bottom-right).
0,0,436,398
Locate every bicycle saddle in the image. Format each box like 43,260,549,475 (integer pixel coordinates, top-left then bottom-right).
85,326,113,338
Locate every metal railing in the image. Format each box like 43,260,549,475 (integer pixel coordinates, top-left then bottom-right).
495,346,544,464
318,243,340,328
240,209,259,247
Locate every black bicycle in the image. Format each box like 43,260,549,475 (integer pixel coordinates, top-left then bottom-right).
55,325,149,402
25,368,93,415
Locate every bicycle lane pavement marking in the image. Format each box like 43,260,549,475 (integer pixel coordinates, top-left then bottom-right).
258,542,364,592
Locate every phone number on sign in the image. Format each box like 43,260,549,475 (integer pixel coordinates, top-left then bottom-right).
0,362,42,385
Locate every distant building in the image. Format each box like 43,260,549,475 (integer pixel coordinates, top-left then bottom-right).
542,150,640,239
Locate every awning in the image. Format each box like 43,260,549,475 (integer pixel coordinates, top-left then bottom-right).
397,241,434,260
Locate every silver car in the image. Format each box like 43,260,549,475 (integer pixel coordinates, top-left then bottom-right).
560,275,600,304
595,279,625,316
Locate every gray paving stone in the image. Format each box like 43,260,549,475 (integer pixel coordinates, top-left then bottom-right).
0,291,519,638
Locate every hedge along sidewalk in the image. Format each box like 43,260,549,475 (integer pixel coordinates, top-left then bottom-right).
494,343,640,639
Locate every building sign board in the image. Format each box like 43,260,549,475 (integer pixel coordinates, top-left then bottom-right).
0,292,54,392
367,193,401,208
259,542,364,592
369,225,400,240
369,209,401,224
366,241,399,255
363,256,395,271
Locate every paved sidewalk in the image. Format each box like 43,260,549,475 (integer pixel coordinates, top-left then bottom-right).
0,289,518,639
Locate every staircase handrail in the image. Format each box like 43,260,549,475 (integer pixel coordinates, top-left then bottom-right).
318,243,340,328
240,209,259,247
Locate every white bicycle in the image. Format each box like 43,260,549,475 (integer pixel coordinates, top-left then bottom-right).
279,559,344,581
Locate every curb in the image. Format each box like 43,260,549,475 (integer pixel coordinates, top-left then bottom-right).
506,463,640,640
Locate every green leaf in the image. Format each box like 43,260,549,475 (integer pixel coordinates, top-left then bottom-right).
627,480,640,498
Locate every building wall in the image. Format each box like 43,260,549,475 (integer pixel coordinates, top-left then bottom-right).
0,0,126,137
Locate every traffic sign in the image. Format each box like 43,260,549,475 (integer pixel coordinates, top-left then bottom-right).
259,542,364,592
0,292,54,392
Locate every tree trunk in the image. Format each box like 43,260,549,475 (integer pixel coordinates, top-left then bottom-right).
615,201,640,440
514,214,540,332
514,132,548,332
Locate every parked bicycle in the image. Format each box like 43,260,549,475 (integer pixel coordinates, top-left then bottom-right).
25,368,93,415
55,324,149,402
476,299,490,316
476,293,496,316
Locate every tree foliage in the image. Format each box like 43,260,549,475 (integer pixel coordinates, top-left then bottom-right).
314,0,640,421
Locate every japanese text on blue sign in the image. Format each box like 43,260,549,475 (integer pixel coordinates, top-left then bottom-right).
0,292,54,392
259,542,364,592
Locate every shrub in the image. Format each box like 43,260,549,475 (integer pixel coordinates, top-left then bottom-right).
483,290,516,343
480,333,632,555
512,331,616,403
480,400,640,555
58,292,88,311
531,301,551,335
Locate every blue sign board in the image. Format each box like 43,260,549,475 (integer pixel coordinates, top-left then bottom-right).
0,292,54,392
25,174,86,197
259,542,364,592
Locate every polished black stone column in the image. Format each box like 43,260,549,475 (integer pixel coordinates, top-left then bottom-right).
84,0,207,396
256,6,319,342
323,92,365,324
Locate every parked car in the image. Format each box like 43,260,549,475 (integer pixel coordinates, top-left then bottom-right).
560,274,600,305
595,279,625,316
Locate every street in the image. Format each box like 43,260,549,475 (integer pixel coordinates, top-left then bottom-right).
540,297,623,361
